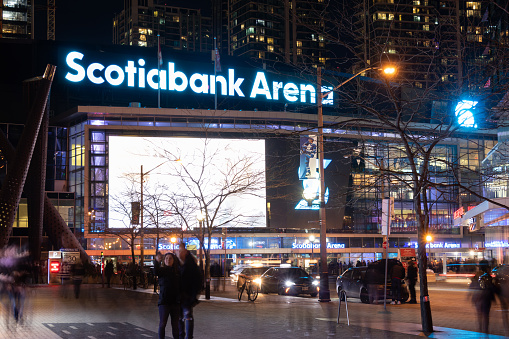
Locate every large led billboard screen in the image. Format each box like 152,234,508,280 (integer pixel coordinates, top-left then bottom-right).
108,136,266,228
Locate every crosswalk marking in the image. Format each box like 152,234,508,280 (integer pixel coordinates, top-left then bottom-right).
106,331,116,336
87,323,95,326
109,326,118,330
141,334,152,338
70,326,78,329
88,336,97,339
62,330,71,334
47,324,54,327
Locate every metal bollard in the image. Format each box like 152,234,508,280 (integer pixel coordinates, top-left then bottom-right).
337,290,350,326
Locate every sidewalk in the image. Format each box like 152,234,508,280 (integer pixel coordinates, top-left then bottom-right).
0,282,506,339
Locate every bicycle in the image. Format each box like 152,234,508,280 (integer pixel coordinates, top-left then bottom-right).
123,274,133,290
237,278,259,301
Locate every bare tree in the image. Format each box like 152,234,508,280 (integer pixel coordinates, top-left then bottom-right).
153,137,267,296
278,0,509,333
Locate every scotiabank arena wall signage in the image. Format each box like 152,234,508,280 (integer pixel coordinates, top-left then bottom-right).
63,51,334,106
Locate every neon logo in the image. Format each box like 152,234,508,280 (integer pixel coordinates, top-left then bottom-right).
64,51,334,105
455,100,478,128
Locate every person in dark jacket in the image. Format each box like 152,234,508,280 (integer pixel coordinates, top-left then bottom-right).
154,252,181,339
406,261,418,304
390,262,405,304
178,242,202,339
105,260,114,288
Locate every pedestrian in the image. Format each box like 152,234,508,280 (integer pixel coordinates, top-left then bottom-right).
154,252,181,339
71,260,85,298
390,262,405,304
406,260,418,304
471,263,496,333
105,260,114,288
59,261,72,298
178,242,202,339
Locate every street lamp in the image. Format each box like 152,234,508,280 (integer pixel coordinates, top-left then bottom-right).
426,234,433,264
140,159,180,269
309,235,316,274
316,65,396,302
196,210,210,299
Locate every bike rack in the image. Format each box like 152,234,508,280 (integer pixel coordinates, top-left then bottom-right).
337,290,350,326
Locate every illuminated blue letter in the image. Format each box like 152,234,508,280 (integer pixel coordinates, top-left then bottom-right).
283,83,299,102
86,63,104,84
125,61,137,87
168,62,188,92
190,73,209,94
228,69,245,97
104,65,124,86
65,51,85,82
250,72,271,99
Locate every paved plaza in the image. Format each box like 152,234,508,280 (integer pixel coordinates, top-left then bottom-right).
0,280,507,338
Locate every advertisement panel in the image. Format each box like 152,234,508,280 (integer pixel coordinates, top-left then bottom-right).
108,136,266,228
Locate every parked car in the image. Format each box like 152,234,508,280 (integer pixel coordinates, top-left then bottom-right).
336,259,409,304
230,265,251,284
259,267,319,297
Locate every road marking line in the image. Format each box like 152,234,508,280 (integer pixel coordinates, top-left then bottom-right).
87,323,95,326
62,330,71,334
109,326,118,330
106,331,116,336
135,328,145,331
141,334,151,338
88,337,97,339
70,326,78,329
47,324,54,327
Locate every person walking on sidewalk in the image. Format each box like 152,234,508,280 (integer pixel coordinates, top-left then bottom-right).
105,260,114,288
178,242,202,339
406,260,418,304
390,262,405,304
154,252,181,339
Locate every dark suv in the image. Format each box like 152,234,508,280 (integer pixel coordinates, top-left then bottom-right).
336,259,409,304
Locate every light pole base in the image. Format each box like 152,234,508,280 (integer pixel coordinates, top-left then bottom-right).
205,279,211,300
318,272,331,302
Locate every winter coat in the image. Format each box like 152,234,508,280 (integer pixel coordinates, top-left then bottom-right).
391,264,405,280
407,263,417,281
154,260,180,306
179,253,202,306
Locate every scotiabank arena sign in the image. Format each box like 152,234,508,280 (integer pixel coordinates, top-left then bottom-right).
64,51,334,106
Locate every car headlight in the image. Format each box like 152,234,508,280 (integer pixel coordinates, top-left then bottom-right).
285,281,295,287
312,280,319,286
253,278,261,286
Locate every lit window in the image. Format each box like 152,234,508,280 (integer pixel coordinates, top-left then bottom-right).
388,48,397,54
415,82,423,88
148,29,152,35
247,27,255,34
259,52,265,58
297,41,302,47
140,34,146,41
267,38,274,44
378,13,387,20
319,57,326,64
241,24,245,30
267,45,274,52
388,13,394,20
256,19,265,26
297,48,302,55
423,24,430,31
138,41,147,47
139,28,147,34
154,10,158,17
173,16,179,22
413,0,420,4
259,36,265,42
414,16,421,21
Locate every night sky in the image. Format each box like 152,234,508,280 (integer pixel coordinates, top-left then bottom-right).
34,0,211,45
